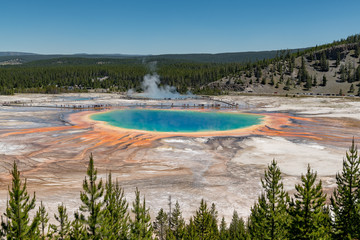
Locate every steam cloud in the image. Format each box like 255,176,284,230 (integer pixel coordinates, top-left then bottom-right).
127,73,194,99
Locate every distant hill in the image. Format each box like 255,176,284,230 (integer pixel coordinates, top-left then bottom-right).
0,53,141,66
148,50,303,63
0,49,303,66
208,34,360,96
0,52,36,56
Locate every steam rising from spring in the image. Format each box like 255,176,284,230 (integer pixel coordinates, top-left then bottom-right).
138,73,192,99
127,61,194,99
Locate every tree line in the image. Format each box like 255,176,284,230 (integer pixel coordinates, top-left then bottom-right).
0,61,242,96
0,140,359,239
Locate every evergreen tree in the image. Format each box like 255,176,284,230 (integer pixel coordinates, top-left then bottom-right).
248,159,288,240
4,161,39,240
305,77,312,90
261,77,266,85
248,194,267,239
36,201,49,240
349,84,354,93
288,164,330,239
79,153,104,239
0,214,7,238
51,203,71,240
130,188,153,240
336,51,341,67
339,65,346,82
330,139,360,239
153,208,168,240
184,217,197,240
289,56,295,74
269,76,275,86
228,211,247,240
321,75,327,86
193,199,214,240
298,57,309,82
70,211,87,240
169,201,185,240
209,203,219,237
355,65,360,81
101,172,129,239
320,51,329,71
312,76,317,87
219,217,229,239
167,196,172,228
283,78,290,91
354,44,360,58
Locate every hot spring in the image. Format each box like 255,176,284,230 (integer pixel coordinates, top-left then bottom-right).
90,109,264,132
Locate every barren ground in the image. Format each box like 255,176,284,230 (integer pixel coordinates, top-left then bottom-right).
0,93,359,223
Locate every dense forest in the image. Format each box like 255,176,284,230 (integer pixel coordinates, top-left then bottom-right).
1,34,359,96
0,61,240,95
1,140,359,239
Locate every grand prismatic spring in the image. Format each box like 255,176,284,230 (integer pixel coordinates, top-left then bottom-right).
0,93,359,221
90,109,264,132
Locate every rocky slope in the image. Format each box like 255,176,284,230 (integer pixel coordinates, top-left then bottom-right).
209,36,360,96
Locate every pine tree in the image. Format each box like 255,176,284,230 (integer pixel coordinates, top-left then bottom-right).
4,161,39,240
249,194,267,239
169,201,185,240
320,51,329,71
51,203,71,240
354,44,360,58
228,211,247,240
79,153,104,239
193,199,213,240
101,172,129,239
261,77,266,85
70,211,86,240
130,188,153,239
209,203,219,237
0,214,7,238
288,164,330,239
321,75,327,86
336,51,341,67
248,159,288,240
167,195,172,234
349,84,355,93
330,139,360,239
355,66,360,81
153,208,168,240
36,201,49,240
269,76,275,86
283,78,290,91
305,77,312,90
312,76,317,86
298,57,309,82
184,217,197,240
219,217,229,239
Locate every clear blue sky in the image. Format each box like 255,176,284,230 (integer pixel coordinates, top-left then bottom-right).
1,0,359,54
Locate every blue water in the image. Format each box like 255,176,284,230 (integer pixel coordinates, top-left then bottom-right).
91,109,263,133
56,96,96,101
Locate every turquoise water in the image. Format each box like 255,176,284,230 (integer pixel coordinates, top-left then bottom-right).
91,109,263,132
62,97,95,101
